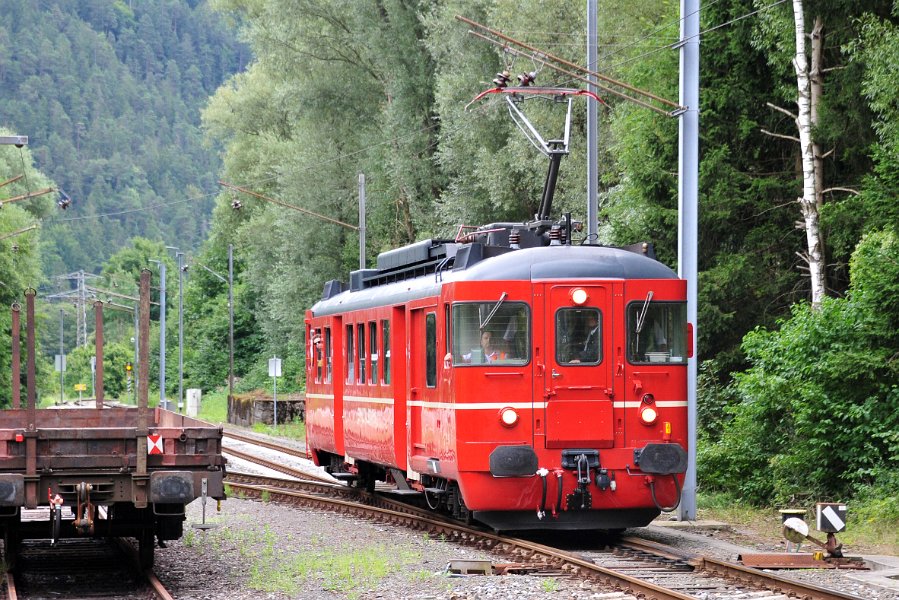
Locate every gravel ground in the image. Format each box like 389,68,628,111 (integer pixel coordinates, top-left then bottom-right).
150,431,897,599
153,496,899,600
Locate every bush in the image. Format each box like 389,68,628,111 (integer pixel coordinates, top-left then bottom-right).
700,230,899,504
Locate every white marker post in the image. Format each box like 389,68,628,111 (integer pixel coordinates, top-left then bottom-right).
268,356,282,428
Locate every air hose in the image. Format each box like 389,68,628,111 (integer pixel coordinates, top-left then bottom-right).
649,474,682,512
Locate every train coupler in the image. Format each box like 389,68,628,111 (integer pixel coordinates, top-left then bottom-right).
73,481,95,536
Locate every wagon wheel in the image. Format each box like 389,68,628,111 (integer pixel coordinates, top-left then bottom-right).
138,528,155,570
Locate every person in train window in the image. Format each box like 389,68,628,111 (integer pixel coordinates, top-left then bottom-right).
464,330,506,363
569,312,600,364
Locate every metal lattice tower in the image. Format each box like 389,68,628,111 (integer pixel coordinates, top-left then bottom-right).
48,271,101,347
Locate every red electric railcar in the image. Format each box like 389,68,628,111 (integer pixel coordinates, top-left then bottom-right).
305,227,689,530
305,85,689,531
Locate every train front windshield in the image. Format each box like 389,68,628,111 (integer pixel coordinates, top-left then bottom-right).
452,302,529,365
626,300,687,364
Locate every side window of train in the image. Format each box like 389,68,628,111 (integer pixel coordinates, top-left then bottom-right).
346,324,354,383
451,301,530,366
325,327,332,383
425,312,437,388
357,322,366,384
556,307,602,365
626,300,688,364
311,327,323,382
368,321,378,385
381,320,390,385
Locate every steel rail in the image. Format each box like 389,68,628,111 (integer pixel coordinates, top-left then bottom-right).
697,556,864,600
223,430,309,459
4,570,17,600
113,538,175,600
222,445,334,484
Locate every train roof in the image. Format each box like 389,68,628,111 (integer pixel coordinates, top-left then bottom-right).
309,242,678,317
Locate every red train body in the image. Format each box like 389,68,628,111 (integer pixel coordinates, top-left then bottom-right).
305,230,689,531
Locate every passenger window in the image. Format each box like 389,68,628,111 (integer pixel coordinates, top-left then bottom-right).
324,327,332,383
369,321,378,385
452,302,529,366
345,324,354,383
556,308,602,365
357,323,366,384
381,320,391,385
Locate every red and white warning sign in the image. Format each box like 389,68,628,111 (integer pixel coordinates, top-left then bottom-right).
148,434,164,455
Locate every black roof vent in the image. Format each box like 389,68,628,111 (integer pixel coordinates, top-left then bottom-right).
321,279,346,300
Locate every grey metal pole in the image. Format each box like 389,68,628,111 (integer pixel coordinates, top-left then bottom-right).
358,174,366,269
177,252,184,412
676,0,700,521
150,260,167,409
59,309,64,404
272,364,278,428
586,0,598,244
228,244,234,406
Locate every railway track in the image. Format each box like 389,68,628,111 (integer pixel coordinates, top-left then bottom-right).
223,428,310,459
2,538,174,600
226,469,864,600
222,435,869,600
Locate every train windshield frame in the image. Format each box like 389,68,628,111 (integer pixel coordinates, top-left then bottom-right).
626,299,687,364
452,301,530,366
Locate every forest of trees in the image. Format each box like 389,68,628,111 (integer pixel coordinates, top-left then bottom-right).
1,0,897,509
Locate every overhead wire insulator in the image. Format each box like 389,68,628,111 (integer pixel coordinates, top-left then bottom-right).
57,189,72,210
492,71,511,88
517,71,537,86
231,199,242,210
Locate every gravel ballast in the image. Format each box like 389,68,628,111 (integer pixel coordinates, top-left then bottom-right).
151,494,899,600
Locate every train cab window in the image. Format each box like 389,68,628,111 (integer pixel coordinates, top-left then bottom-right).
452,302,529,366
357,323,366,384
311,328,323,382
346,324,355,383
368,321,378,385
324,327,332,383
426,313,437,388
381,320,390,384
626,299,687,364
556,308,602,365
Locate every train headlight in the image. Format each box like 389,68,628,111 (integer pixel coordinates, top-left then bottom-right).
499,407,519,427
569,288,588,305
640,393,657,426
639,406,658,425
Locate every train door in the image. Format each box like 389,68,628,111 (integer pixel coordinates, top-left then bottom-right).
540,285,615,449
407,305,439,473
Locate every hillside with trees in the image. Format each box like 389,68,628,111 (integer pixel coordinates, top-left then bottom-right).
0,0,248,273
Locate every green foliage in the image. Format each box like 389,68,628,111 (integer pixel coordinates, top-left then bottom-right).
57,341,134,402
700,230,899,504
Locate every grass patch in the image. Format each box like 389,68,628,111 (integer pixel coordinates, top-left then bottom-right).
251,417,305,440
197,389,229,424
245,544,419,598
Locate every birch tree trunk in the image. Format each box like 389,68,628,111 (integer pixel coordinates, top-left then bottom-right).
792,0,826,306
809,15,828,294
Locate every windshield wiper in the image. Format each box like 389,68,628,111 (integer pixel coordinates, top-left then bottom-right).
635,291,654,334
480,292,508,330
